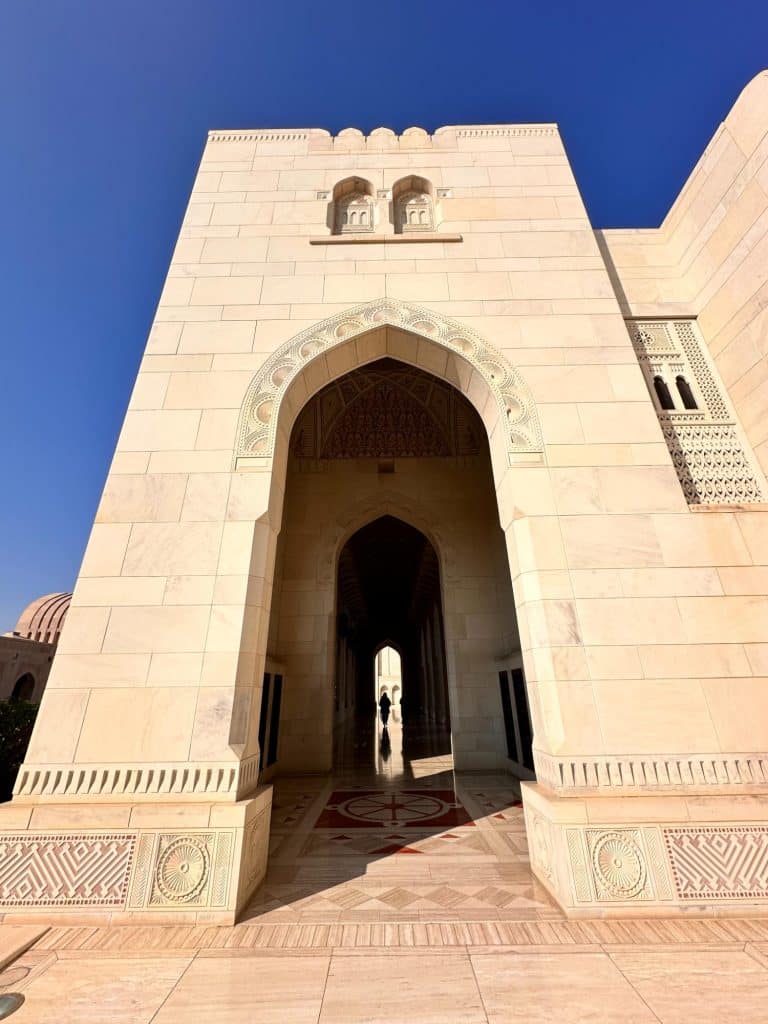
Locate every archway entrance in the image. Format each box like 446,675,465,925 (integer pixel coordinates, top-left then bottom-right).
333,515,450,775
243,340,550,924
262,354,531,780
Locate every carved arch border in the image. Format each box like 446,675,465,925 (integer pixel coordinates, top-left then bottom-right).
235,299,543,462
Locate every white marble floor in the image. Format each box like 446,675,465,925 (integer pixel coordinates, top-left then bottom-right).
4,716,768,1021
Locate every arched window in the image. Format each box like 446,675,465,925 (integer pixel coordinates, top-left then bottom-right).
676,375,698,410
393,176,434,233
653,375,675,410
333,176,375,234
11,673,35,702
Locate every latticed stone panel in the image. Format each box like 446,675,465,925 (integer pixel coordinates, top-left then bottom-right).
629,319,764,504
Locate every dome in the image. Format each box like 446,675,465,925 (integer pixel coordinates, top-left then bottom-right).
14,592,72,644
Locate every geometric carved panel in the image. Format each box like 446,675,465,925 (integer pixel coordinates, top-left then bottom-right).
292,358,483,459
0,833,136,907
664,826,768,900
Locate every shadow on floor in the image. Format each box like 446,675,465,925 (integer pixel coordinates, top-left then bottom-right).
240,713,560,924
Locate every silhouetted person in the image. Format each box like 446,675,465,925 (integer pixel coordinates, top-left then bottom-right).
379,691,391,726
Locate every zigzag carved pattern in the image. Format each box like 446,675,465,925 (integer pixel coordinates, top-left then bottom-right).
0,833,135,907
664,827,768,900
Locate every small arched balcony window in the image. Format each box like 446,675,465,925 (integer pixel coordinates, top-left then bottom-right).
676,375,698,410
393,175,434,233
653,375,675,411
11,673,35,702
333,176,375,235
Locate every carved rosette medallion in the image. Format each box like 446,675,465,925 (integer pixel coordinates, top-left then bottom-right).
591,831,646,899
155,837,210,903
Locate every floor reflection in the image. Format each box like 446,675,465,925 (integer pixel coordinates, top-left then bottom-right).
333,710,454,782
242,712,559,925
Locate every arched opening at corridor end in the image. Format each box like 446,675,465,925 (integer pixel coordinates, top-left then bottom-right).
375,646,402,706
334,516,450,772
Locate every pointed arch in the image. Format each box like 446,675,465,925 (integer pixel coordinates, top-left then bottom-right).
235,299,543,465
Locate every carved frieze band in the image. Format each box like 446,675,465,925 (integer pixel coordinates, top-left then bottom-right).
206,127,557,143
454,127,557,138
14,755,261,800
0,833,136,908
664,827,768,900
536,750,768,791
561,823,768,905
236,298,543,462
207,131,310,143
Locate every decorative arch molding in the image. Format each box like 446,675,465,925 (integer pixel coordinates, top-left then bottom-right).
235,299,543,463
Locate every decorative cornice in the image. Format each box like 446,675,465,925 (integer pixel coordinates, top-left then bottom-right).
205,125,559,143
14,755,261,801
453,126,559,138
207,130,315,143
536,750,768,792
309,233,462,245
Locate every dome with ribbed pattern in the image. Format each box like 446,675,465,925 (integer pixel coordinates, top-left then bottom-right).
13,592,71,644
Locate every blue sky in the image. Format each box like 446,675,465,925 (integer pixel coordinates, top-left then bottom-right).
0,0,766,630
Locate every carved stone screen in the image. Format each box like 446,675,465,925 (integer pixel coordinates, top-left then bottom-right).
291,358,483,460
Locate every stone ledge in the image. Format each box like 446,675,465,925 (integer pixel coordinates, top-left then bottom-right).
309,233,463,245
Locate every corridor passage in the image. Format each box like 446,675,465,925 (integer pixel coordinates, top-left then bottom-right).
242,711,558,925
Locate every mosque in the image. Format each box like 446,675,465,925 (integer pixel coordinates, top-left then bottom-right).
1,72,767,925
0,593,71,703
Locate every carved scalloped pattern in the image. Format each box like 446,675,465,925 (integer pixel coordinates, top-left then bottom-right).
236,300,543,460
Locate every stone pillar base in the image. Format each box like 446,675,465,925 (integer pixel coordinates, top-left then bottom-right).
522,782,768,917
0,785,272,925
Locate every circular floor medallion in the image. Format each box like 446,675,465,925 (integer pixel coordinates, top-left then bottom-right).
338,792,449,825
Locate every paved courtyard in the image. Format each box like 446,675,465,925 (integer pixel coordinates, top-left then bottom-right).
2,718,768,1021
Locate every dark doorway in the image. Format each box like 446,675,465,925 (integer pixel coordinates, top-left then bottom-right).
334,515,450,769
11,673,35,702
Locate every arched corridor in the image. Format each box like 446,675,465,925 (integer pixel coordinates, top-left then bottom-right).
333,515,451,772
263,353,532,780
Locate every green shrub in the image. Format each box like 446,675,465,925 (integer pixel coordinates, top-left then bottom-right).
0,700,38,802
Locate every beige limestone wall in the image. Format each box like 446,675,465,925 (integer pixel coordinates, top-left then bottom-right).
600,71,768,476
4,101,768,919
15,115,768,803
